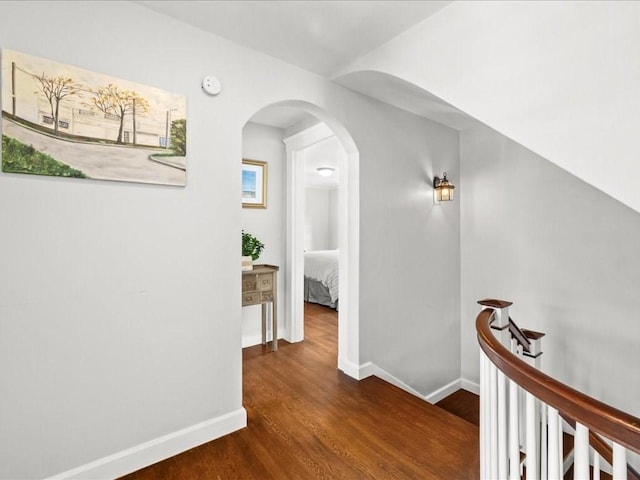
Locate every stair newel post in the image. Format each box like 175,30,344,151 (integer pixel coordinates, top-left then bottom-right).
478,299,513,480
510,338,529,473
522,330,545,371
495,305,510,480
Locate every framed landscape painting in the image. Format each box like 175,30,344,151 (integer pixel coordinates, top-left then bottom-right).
242,159,267,208
1,49,187,186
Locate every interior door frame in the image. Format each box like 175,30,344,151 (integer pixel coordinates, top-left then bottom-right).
283,121,360,378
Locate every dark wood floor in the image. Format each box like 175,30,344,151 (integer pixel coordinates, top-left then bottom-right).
435,389,479,427
120,302,479,479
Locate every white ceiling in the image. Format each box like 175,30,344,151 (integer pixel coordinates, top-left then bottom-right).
135,0,476,132
135,0,477,185
135,1,452,77
249,106,318,132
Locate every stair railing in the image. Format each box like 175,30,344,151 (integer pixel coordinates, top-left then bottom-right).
477,299,640,480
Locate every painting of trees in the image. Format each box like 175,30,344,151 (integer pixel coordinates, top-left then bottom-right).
34,73,79,135
170,118,186,156
88,84,150,144
2,49,187,186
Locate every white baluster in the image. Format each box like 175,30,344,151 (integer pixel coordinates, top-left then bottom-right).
540,405,547,480
490,361,498,479
612,442,626,480
526,391,538,480
593,452,600,480
509,379,520,480
574,422,589,480
498,370,508,479
480,351,488,479
547,406,561,480
557,413,563,479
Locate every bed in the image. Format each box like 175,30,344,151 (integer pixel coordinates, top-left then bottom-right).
304,250,339,310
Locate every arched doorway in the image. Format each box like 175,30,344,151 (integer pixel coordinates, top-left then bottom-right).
243,100,360,378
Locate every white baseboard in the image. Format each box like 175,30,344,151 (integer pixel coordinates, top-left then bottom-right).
365,363,426,399
242,333,264,348
46,408,247,480
338,356,366,379
461,378,480,395
425,378,462,404
354,361,375,380
242,334,286,349
352,362,471,405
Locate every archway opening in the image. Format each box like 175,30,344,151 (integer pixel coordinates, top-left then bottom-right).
241,100,360,378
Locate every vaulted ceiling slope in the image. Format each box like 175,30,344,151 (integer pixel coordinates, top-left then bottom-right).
136,1,640,214
337,1,640,215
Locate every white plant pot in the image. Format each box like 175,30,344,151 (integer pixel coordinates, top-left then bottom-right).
241,256,253,271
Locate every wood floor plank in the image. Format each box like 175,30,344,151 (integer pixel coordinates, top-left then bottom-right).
120,302,479,479
436,389,480,427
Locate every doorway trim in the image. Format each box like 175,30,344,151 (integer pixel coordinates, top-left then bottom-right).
283,119,360,379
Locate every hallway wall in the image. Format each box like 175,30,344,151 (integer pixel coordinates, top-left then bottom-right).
0,2,463,477
460,124,640,417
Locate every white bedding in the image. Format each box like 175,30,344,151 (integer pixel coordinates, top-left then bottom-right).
304,250,339,303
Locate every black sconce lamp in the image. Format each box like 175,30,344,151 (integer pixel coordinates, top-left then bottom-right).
434,172,455,203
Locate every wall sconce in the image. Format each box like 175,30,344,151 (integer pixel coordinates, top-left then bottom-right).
434,172,455,203
316,167,335,177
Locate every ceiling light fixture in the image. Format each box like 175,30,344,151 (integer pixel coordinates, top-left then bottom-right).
316,167,336,177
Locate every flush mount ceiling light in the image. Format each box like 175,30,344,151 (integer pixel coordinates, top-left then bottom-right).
434,172,455,203
316,167,336,177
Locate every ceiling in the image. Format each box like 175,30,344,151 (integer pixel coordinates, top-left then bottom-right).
135,1,452,77
135,0,476,185
135,0,475,132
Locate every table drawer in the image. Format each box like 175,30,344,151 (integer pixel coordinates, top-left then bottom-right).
257,274,273,291
261,291,273,302
242,291,261,306
242,278,257,292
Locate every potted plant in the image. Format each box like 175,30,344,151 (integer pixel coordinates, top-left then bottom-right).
242,230,265,271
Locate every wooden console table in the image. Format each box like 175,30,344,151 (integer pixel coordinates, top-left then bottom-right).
242,264,279,351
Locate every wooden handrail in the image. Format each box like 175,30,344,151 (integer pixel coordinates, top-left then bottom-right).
477,308,640,454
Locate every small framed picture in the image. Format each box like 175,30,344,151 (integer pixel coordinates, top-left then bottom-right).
242,159,267,208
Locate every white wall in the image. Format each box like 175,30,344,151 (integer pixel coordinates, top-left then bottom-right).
0,2,463,477
460,124,640,417
358,101,461,396
328,188,339,249
304,187,336,251
241,122,286,347
337,1,640,215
